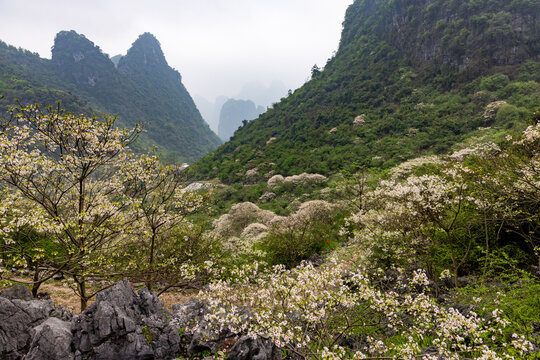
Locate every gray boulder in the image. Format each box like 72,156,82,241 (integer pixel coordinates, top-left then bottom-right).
0,284,33,301
227,336,281,360
171,299,207,329
0,294,70,359
26,317,74,360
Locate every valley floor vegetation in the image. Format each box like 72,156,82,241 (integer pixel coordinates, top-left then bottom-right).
1,104,539,359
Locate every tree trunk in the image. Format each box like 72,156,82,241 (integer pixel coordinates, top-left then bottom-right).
482,210,490,285
450,249,459,288
146,229,157,290
78,177,88,311
31,265,41,298
79,279,88,311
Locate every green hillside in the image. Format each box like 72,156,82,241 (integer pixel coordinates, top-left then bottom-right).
0,41,93,114
194,0,540,182
0,31,221,163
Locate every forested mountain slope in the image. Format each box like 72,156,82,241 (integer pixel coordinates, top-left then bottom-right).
0,31,221,163
194,0,540,182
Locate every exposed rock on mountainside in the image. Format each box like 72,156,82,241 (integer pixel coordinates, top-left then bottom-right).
340,0,539,71
52,30,118,89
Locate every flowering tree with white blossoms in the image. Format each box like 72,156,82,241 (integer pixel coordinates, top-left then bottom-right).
441,116,540,272
492,119,540,268
348,162,480,288
0,104,142,310
0,190,67,296
117,153,212,291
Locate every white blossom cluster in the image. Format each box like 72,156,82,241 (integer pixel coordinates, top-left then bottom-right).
197,263,534,359
267,173,327,189
483,101,507,120
213,200,339,259
389,155,442,180
268,200,340,232
214,202,277,239
449,142,501,161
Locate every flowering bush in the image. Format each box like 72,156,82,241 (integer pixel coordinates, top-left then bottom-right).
213,202,277,240
267,173,327,190
198,262,536,359
213,200,344,265
263,200,344,266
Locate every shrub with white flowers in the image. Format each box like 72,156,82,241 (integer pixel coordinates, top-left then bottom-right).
198,262,535,359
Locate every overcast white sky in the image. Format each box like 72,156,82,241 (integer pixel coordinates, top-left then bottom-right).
0,0,352,101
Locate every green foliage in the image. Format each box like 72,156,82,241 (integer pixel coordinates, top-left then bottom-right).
141,325,153,344
454,273,540,344
114,220,221,294
495,104,526,126
260,211,345,268
1,225,66,276
481,73,510,91
163,310,171,323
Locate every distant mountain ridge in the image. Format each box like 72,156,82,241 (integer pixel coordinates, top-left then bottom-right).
194,0,540,182
218,99,265,141
0,31,221,163
193,81,286,135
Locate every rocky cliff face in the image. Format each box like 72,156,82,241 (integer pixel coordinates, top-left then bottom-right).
340,0,540,72
118,33,170,73
52,31,118,89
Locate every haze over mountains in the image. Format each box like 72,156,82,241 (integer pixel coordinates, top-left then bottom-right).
0,31,221,163
218,99,265,141
194,80,287,136
195,0,540,182
1,0,538,174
